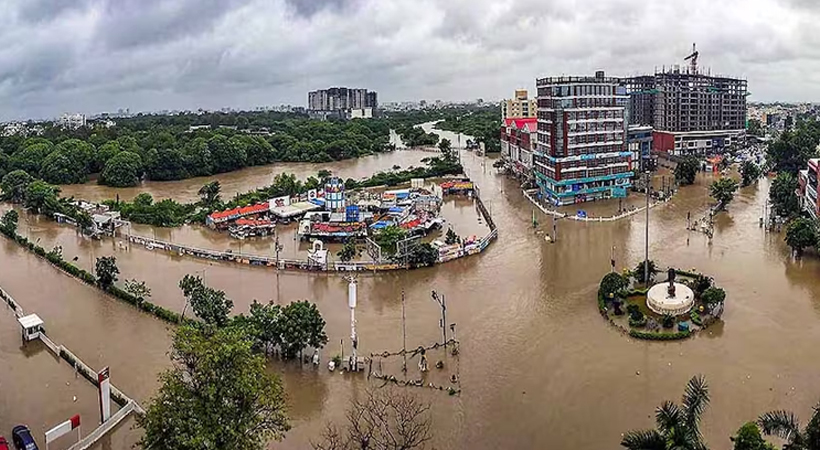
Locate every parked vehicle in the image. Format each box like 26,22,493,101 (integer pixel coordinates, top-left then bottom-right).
0,436,10,450
11,426,38,450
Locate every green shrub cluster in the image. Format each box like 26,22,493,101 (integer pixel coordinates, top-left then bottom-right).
629,329,692,341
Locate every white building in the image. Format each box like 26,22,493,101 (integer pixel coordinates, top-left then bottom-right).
59,113,86,130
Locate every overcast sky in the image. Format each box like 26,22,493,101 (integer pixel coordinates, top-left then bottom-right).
0,0,815,121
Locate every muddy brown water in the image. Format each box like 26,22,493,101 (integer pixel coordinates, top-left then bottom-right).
3,150,820,449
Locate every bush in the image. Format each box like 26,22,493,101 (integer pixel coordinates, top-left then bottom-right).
629,315,648,328
629,329,691,340
690,310,703,326
599,272,629,297
662,314,675,328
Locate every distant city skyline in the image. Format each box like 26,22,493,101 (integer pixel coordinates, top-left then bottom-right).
1,0,818,121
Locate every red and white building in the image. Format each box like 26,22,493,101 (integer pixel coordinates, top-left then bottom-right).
798,158,820,220
500,117,537,179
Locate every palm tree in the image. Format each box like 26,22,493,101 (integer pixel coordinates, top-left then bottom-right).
758,402,820,450
621,375,710,450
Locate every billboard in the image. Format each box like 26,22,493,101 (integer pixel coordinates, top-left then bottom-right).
270,196,291,208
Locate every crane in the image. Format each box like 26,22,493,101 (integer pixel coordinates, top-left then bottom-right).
684,43,699,74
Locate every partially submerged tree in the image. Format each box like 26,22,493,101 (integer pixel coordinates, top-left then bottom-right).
138,324,290,450
674,157,700,185
179,274,233,327
770,172,801,218
731,422,775,450
277,300,328,359
95,256,119,290
198,180,222,208
710,177,740,210
740,161,762,187
785,217,817,256
337,240,360,262
599,272,629,297
1,209,19,234
124,279,152,304
621,375,710,450
312,388,432,450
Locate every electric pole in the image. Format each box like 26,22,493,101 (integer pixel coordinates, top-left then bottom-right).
401,290,407,373
431,290,447,346
347,276,358,371
644,170,650,284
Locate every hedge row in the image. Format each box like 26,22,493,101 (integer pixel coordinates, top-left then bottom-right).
1,225,187,326
629,329,691,341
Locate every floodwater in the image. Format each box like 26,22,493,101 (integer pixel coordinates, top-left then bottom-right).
58,150,432,203
4,149,820,449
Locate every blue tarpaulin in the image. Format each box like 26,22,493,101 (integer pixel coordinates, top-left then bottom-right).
388,207,404,213
370,221,391,229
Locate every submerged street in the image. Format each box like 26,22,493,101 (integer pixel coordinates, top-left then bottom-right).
2,150,820,449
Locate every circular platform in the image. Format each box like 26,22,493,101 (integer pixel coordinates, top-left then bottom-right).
646,282,695,316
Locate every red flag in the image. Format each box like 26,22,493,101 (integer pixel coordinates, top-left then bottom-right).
70,414,81,429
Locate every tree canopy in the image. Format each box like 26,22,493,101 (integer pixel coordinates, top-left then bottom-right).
99,151,143,187
767,119,820,175
95,256,120,290
138,324,290,450
770,172,801,218
674,157,700,185
710,177,739,210
740,161,762,187
785,217,817,255
179,274,234,327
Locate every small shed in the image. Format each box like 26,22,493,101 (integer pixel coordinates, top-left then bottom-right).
17,314,44,341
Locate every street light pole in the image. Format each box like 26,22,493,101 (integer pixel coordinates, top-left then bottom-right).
644,170,650,285
401,290,407,373
431,290,447,347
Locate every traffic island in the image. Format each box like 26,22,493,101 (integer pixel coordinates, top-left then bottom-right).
597,267,725,341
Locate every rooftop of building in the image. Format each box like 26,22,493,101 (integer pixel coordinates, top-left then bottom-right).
536,74,621,86
504,117,537,132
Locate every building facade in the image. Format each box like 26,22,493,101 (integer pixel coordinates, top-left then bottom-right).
501,89,538,119
308,87,378,112
500,118,537,179
627,125,653,173
623,69,747,155
534,72,632,206
798,159,820,220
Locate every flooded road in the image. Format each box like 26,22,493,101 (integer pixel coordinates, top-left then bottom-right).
5,149,820,449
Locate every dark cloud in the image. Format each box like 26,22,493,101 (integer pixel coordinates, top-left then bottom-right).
0,0,817,120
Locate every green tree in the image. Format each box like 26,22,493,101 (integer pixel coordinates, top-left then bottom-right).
710,177,740,210
747,119,764,137
209,134,247,173
770,172,801,218
95,141,121,170
767,122,820,175
740,161,762,187
407,243,439,267
23,180,61,216
599,272,629,297
621,375,710,450
438,138,452,156
40,149,85,184
445,228,459,245
336,240,360,262
376,225,408,256
198,180,222,208
785,217,818,255
124,279,152,304
731,422,775,450
95,256,119,290
277,300,328,359
758,402,820,450
179,274,233,327
633,260,659,284
674,156,700,185
99,151,143,187
1,209,19,234
701,287,726,312
690,274,713,298
317,169,332,182
10,142,54,175
137,325,290,450
0,170,34,203
242,300,282,356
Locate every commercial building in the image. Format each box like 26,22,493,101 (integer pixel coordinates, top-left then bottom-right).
501,89,538,119
307,87,378,112
622,48,747,155
534,72,632,206
798,158,820,220
627,125,653,173
59,113,86,130
500,117,537,179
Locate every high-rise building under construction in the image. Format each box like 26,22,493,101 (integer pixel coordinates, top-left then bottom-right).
623,44,747,155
